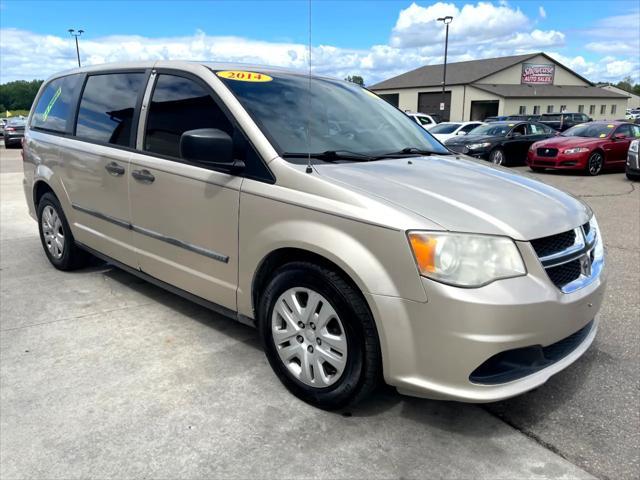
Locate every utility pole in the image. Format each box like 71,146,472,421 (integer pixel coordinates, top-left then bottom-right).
437,16,453,120
68,29,84,67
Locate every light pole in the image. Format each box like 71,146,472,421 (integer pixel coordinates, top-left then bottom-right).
68,29,84,67
437,16,453,120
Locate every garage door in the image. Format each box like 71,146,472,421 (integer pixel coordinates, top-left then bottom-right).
418,91,451,121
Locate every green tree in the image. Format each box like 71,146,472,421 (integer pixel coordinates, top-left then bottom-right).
615,76,634,94
0,79,44,112
344,75,365,87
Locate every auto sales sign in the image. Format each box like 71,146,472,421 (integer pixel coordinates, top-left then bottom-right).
521,63,555,84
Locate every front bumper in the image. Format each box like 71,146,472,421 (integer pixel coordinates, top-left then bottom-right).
368,240,605,402
626,151,639,175
527,150,589,170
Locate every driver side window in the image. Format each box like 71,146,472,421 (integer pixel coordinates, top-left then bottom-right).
512,124,527,136
615,125,632,138
144,74,233,159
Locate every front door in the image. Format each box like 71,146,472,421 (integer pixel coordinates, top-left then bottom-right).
128,72,242,310
606,124,637,168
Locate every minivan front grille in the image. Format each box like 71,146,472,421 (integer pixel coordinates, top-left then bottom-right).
531,222,598,292
530,230,576,258
546,259,582,288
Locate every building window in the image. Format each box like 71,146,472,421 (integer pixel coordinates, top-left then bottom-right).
600,104,606,115
578,105,584,113
611,104,617,115
589,105,595,115
518,106,526,114
547,105,554,113
560,105,567,112
533,105,540,115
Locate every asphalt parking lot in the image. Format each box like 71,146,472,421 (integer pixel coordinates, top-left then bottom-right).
1,143,638,479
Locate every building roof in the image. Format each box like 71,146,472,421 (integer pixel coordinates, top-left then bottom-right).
370,52,594,90
471,84,629,98
370,53,540,89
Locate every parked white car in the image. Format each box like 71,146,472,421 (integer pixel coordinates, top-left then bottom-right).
429,121,485,142
406,112,439,129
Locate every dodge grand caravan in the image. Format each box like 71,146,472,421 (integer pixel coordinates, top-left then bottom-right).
23,61,606,409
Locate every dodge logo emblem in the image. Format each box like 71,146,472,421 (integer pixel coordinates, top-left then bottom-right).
579,255,592,277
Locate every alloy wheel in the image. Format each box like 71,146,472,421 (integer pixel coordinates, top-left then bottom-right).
271,287,348,388
588,153,603,176
41,205,65,259
491,149,505,165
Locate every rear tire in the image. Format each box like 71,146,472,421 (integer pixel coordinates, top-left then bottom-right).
258,261,381,410
489,148,508,166
37,192,89,270
627,171,640,181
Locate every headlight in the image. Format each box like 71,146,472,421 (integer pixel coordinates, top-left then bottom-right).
407,231,526,287
630,140,639,153
467,142,492,150
563,147,590,154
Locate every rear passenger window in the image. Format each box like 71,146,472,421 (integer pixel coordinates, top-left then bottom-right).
144,74,232,158
31,74,82,133
75,73,145,147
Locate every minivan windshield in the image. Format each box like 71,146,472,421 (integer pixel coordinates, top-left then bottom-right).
215,70,449,159
562,123,613,138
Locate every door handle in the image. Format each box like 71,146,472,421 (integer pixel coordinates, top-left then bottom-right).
131,169,155,184
105,161,125,176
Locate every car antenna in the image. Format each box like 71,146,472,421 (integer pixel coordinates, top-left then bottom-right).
305,0,313,174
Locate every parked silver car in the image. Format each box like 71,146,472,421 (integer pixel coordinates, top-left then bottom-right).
22,61,605,409
627,139,639,181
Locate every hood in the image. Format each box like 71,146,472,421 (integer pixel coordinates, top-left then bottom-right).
315,155,591,241
445,134,501,146
534,136,604,148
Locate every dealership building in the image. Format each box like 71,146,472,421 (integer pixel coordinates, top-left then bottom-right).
370,52,629,122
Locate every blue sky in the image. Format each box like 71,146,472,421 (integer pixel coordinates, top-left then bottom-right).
1,0,638,84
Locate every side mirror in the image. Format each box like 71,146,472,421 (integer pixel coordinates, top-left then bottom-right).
613,133,626,140
180,128,243,172
511,131,522,137
456,130,467,136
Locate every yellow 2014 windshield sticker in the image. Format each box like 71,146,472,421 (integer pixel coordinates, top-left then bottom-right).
217,71,272,82
41,86,62,121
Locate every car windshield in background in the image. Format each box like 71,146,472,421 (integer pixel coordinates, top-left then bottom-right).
7,119,26,126
467,123,511,137
429,123,461,134
562,124,614,138
541,115,563,121
214,70,449,158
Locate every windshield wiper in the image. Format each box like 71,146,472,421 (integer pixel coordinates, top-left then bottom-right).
281,150,374,162
374,147,448,158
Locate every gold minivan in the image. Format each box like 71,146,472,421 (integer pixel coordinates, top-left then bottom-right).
23,61,606,409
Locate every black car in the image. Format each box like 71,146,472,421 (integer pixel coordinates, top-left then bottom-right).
506,114,541,122
3,118,26,148
444,121,556,166
539,112,591,132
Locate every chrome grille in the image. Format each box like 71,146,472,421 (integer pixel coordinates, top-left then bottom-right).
532,222,600,293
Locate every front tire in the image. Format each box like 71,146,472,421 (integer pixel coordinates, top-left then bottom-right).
37,192,89,270
489,148,508,166
258,261,381,410
626,171,640,181
587,152,604,176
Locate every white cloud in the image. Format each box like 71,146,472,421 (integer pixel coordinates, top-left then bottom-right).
546,51,639,83
0,3,638,86
389,1,559,50
538,6,546,18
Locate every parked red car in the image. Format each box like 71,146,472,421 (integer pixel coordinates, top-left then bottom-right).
527,121,640,175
